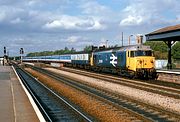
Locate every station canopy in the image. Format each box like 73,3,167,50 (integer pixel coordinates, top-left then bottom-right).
146,24,180,41
145,24,180,69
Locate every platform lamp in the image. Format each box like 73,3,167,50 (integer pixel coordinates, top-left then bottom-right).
128,35,133,45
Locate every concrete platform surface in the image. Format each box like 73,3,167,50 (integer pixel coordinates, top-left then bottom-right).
0,66,39,122
157,69,180,74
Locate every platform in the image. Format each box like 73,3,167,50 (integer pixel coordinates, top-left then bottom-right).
157,69,180,74
157,69,180,83
0,66,39,122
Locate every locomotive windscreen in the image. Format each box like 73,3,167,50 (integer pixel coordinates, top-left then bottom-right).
136,50,152,56
130,50,153,57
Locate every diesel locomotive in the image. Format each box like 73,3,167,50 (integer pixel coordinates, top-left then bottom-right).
23,44,157,79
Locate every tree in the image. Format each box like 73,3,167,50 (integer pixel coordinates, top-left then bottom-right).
172,42,180,59
63,47,69,54
144,41,168,59
83,45,92,52
144,41,180,60
144,41,168,52
70,47,76,53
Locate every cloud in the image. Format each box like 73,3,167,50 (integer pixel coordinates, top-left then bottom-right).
0,0,109,33
65,36,93,50
43,15,106,31
10,18,23,24
79,0,116,23
80,1,109,15
119,0,180,26
0,6,24,22
120,15,143,26
0,11,6,22
0,0,179,56
67,36,81,43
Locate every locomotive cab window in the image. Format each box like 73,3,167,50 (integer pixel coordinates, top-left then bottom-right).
135,50,153,56
130,51,135,57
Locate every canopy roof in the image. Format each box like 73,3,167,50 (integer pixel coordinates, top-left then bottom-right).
145,24,180,41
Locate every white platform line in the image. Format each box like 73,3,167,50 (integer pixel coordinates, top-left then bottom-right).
10,81,17,122
157,70,180,75
12,66,46,122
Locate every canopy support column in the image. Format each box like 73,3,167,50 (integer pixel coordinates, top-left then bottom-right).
164,41,176,69
167,41,172,69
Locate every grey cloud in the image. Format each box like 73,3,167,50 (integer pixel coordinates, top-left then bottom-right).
0,0,179,56
119,0,180,27
43,15,106,31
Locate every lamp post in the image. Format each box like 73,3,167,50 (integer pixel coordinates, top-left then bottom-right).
121,32,124,47
106,40,108,48
128,35,133,45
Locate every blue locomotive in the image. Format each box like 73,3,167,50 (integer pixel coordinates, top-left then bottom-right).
91,45,156,78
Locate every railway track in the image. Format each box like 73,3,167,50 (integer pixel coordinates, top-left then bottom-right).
59,67,180,99
28,65,180,122
13,65,93,122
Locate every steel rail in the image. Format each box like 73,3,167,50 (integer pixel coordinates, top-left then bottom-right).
30,66,180,122
59,67,180,99
13,65,52,122
14,65,93,122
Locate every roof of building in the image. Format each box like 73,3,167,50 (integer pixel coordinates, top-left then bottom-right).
145,24,180,41
147,24,180,35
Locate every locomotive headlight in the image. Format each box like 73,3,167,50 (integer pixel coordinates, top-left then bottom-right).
151,60,154,63
139,60,142,64
137,60,142,64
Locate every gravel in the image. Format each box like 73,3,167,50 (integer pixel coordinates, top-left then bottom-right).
46,68,180,114
26,68,135,122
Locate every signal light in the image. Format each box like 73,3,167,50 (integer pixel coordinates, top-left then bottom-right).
4,47,6,55
20,48,24,54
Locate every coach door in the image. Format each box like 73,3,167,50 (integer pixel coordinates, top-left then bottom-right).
126,51,134,70
127,51,136,71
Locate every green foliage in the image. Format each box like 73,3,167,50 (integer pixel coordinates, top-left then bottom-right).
83,45,93,52
144,41,168,52
26,47,76,57
144,41,168,59
70,47,76,53
144,41,180,60
172,42,180,59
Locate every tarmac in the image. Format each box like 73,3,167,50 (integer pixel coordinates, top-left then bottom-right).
0,65,39,122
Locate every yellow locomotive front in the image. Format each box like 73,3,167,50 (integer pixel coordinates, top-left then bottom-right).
126,45,157,79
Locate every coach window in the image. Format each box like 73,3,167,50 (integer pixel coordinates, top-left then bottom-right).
128,51,129,57
105,55,108,61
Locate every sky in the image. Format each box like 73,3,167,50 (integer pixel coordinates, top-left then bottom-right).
0,0,179,56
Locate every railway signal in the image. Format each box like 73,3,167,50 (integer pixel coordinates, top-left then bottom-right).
4,47,6,55
20,48,24,54
20,48,24,64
